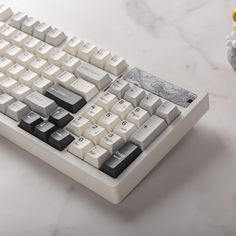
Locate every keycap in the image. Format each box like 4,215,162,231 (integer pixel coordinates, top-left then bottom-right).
45,84,86,113
32,77,53,93
69,78,99,101
67,115,92,136
74,62,112,90
140,93,162,115
84,145,110,168
42,64,61,80
83,104,106,123
29,57,48,74
9,12,27,29
64,37,84,56
130,115,167,150
0,57,13,72
90,48,112,69
55,71,76,88
24,91,58,117
68,136,93,159
34,120,57,142
48,107,73,128
124,85,146,107
11,84,32,100
48,129,74,151
99,132,124,154
33,22,52,41
98,112,121,132
16,51,35,67
24,37,42,53
11,31,29,47
0,39,10,54
100,142,141,178
0,5,13,21
111,99,134,119
61,55,80,73
104,55,128,75
0,77,18,93
18,111,43,134
156,101,180,124
46,28,66,46
126,107,150,127
0,25,16,40
21,17,40,35
108,78,130,99
6,100,30,121
0,93,15,113
19,70,39,86
4,45,23,60
6,63,26,79
48,49,67,66
77,42,98,62
84,124,107,145
114,120,137,141
35,43,53,60
96,91,118,111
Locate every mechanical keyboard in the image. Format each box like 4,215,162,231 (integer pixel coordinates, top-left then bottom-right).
0,5,209,204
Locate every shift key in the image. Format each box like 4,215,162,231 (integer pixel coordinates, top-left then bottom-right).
45,84,86,113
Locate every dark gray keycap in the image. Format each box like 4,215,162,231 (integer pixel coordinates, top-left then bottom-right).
45,84,86,113
34,120,57,142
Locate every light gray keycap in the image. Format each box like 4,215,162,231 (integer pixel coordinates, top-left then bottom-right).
140,93,162,115
108,78,130,99
75,62,112,90
130,115,167,150
156,101,180,124
6,100,30,121
24,91,57,117
0,93,15,113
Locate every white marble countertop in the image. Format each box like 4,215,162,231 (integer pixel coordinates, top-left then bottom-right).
0,0,236,235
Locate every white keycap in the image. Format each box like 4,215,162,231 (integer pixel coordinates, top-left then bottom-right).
83,104,106,123
64,37,84,56
35,43,53,60
105,55,128,75
99,132,124,154
32,77,53,93
98,112,121,132
11,31,29,47
114,120,137,141
111,99,134,119
6,63,26,79
96,91,118,111
19,70,39,86
140,93,162,115
9,12,27,29
84,124,107,145
124,85,146,107
156,101,180,124
67,116,92,136
90,48,112,69
0,93,15,113
108,78,130,99
0,57,13,72
0,39,10,55
23,37,42,53
131,115,167,150
55,71,76,88
42,64,61,80
33,22,52,41
0,72,5,80
77,42,98,62
84,145,110,168
46,28,66,46
0,77,18,93
127,107,150,127
48,49,67,66
21,17,40,35
11,84,32,100
0,25,16,40
24,91,57,117
4,45,22,61
69,78,99,101
16,51,35,67
68,137,94,159
61,55,80,73
0,5,13,21
29,58,48,74
6,100,30,121
75,62,112,90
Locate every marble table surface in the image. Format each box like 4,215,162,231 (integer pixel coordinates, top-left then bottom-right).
0,0,236,235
